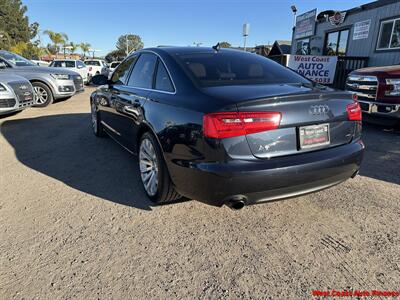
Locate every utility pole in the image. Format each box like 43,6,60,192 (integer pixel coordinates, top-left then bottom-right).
291,5,297,27
243,23,250,51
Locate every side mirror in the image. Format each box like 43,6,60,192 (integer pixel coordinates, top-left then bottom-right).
91,74,109,85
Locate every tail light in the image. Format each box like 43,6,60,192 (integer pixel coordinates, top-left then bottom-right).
346,101,362,121
203,111,281,139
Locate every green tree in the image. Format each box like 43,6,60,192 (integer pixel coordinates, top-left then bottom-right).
79,42,91,59
46,43,57,55
219,41,231,48
105,49,126,62
0,0,31,46
0,30,12,50
9,41,48,59
116,34,143,55
69,42,78,55
29,21,39,39
43,30,68,54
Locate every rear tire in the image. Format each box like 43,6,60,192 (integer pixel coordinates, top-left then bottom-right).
32,82,53,107
91,100,106,137
139,132,181,204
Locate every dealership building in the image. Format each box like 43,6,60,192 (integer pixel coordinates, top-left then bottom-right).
291,0,400,67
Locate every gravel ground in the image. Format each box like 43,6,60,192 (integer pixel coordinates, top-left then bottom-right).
1,88,399,299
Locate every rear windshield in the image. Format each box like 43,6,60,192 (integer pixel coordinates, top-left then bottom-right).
50,61,75,68
85,60,100,66
175,51,310,87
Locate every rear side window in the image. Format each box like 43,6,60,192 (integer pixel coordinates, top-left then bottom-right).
76,61,86,68
175,51,310,87
111,56,137,85
127,53,157,89
51,61,75,68
85,60,100,66
155,60,174,92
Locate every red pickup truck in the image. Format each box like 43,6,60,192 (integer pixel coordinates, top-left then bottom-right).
346,65,400,126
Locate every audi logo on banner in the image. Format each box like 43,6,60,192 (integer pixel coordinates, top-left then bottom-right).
309,105,330,115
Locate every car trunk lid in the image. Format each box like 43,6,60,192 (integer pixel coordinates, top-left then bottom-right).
237,91,358,159
202,84,360,159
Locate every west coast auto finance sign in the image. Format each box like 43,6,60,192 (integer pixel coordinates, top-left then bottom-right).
287,55,338,84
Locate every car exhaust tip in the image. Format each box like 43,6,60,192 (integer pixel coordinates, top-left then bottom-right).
226,196,247,210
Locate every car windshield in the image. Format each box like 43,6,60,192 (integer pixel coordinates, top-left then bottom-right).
175,51,310,87
0,51,36,67
85,61,101,66
50,61,76,68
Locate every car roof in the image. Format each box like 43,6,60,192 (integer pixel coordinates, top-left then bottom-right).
138,46,248,56
53,59,77,62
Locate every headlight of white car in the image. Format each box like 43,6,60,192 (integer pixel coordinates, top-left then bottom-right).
0,83,7,92
385,78,400,96
50,74,70,80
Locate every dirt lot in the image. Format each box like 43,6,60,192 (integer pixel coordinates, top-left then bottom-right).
1,88,399,299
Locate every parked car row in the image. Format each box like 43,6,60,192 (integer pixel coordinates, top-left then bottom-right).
0,50,85,110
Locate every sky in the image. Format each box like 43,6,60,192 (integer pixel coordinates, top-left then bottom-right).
23,0,369,56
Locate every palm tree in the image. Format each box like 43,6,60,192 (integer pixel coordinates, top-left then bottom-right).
79,42,91,59
43,30,68,56
69,42,78,55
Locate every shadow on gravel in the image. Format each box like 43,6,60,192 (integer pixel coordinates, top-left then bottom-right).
359,124,400,185
1,113,154,211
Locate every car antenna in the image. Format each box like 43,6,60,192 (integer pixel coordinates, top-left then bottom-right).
212,43,220,52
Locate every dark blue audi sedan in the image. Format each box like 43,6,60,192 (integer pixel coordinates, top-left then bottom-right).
90,46,364,209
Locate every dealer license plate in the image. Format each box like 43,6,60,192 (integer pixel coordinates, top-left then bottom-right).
299,123,330,149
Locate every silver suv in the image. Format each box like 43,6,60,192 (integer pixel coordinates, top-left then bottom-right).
0,73,35,115
0,50,84,107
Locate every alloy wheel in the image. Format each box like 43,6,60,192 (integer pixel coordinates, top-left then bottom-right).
34,86,48,104
139,138,159,196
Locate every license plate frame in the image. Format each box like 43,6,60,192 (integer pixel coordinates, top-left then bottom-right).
299,123,330,149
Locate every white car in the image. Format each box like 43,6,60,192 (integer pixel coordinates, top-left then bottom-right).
31,60,50,67
84,59,109,80
109,61,121,72
49,59,88,84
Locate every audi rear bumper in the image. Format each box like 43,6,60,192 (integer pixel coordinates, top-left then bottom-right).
169,140,365,207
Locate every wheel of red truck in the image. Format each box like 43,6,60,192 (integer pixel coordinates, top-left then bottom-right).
139,132,181,204
32,82,53,107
